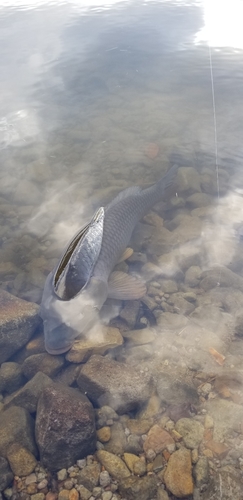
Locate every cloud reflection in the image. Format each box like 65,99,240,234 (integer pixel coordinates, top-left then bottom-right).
196,0,243,50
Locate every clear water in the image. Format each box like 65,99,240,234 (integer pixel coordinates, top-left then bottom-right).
2,0,243,482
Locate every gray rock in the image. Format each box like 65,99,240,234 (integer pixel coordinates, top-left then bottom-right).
0,456,13,492
185,266,202,287
77,355,152,414
175,418,204,449
0,362,25,394
22,353,65,380
0,406,37,457
125,434,143,455
176,167,201,195
119,301,140,329
0,290,40,363
200,266,243,292
118,475,158,500
4,372,53,413
77,463,101,490
193,457,209,488
201,466,243,500
186,193,212,208
99,470,111,488
95,406,119,428
205,398,243,441
157,373,198,407
160,280,178,294
168,293,195,315
54,364,80,386
104,422,127,455
35,384,96,470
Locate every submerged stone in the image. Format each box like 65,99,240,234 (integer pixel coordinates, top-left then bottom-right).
35,384,96,471
0,362,25,394
22,353,65,380
0,405,37,458
65,326,123,363
118,475,157,500
164,447,193,498
77,354,152,414
0,290,40,363
0,456,13,492
4,371,53,413
96,450,130,480
6,443,37,476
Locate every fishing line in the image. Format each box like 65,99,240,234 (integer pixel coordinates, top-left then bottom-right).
208,40,222,286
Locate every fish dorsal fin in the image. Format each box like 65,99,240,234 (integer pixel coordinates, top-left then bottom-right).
117,247,134,263
54,207,104,298
106,186,141,209
108,271,146,300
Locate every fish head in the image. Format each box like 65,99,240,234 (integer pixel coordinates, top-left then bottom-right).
40,274,108,354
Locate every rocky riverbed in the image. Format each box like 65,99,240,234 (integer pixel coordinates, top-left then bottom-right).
1,166,243,499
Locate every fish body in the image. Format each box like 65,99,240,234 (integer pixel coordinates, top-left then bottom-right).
40,165,178,354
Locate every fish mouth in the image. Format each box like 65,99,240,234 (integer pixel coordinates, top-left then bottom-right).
45,343,73,355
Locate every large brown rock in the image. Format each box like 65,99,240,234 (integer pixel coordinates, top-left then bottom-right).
0,290,40,363
0,406,37,458
164,447,193,498
77,355,152,414
35,384,96,471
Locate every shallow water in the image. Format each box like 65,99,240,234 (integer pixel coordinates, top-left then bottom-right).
1,0,243,496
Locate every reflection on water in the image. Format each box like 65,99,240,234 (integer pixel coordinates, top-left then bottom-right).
1,0,243,494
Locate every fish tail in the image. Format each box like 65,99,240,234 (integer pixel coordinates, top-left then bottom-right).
158,163,178,192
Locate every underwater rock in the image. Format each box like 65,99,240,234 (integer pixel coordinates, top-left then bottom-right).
118,475,157,500
143,424,175,455
0,405,37,457
122,328,156,346
4,371,53,413
204,398,243,441
176,167,201,195
77,355,152,414
193,457,209,488
22,353,65,380
77,463,101,490
96,450,130,480
185,266,202,287
0,362,25,394
103,422,127,455
201,466,243,500
186,192,212,209
0,456,13,492
54,364,80,386
119,301,140,329
175,418,204,449
0,290,40,363
6,443,37,476
35,384,96,471
164,447,193,498
66,327,123,364
200,266,243,292
157,372,198,407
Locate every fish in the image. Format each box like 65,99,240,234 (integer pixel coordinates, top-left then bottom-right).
40,164,178,354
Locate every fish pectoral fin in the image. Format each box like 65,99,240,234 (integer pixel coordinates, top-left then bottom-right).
117,247,134,263
108,271,146,300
